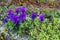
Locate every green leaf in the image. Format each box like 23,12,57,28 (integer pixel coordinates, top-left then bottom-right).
7,21,15,30
26,10,31,16
0,7,3,13
35,10,40,15
39,0,45,3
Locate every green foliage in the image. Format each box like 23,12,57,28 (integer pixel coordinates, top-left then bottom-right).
39,0,45,3
2,6,60,40
34,10,41,15
0,6,3,13
7,21,15,30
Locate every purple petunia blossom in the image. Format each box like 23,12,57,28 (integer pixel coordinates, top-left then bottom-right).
19,13,27,23
30,12,38,20
39,13,45,22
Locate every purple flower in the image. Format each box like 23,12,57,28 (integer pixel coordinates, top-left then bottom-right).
4,17,9,23
15,8,21,14
8,10,15,18
8,14,20,27
4,10,14,23
4,10,21,27
39,14,45,22
30,12,38,20
8,10,14,15
20,6,27,13
19,13,27,23
11,15,20,24
15,6,27,14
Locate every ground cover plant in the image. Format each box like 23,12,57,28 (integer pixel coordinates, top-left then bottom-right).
0,0,60,39
0,6,59,40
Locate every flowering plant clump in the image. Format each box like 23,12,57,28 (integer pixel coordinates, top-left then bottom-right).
4,6,45,33
3,6,60,40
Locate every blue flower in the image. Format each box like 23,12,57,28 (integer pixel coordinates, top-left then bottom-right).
30,12,38,20
19,13,27,23
39,14,45,22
